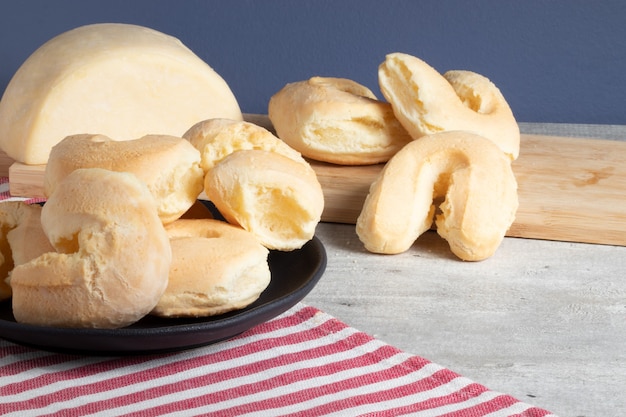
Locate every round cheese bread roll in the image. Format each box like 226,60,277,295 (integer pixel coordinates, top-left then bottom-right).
378,53,520,160
152,219,270,318
204,149,324,251
183,118,307,172
44,133,204,224
0,202,54,301
10,168,171,328
0,23,242,164
356,131,518,261
268,76,413,165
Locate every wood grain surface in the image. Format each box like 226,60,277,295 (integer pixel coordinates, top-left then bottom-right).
311,133,626,246
2,126,625,246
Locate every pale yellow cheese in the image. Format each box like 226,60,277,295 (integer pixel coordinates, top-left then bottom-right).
0,23,243,164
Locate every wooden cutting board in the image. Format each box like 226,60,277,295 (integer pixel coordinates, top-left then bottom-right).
312,133,626,246
1,122,625,246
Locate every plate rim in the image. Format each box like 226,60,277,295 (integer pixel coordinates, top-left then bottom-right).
0,235,327,355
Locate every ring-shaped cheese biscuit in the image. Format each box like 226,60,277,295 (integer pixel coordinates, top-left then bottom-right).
44,133,204,224
152,219,270,318
356,131,518,261
268,76,413,165
204,149,324,251
183,118,307,172
10,168,171,328
378,53,520,160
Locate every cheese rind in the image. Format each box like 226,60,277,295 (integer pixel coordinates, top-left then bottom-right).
0,23,243,164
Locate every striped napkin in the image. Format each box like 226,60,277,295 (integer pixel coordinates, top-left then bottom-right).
0,304,554,416
0,177,46,205
0,179,555,416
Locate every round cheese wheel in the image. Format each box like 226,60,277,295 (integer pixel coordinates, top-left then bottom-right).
0,23,242,164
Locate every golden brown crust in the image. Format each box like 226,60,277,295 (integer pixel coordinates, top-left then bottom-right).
356,131,518,261
10,168,171,328
378,53,520,160
44,133,204,224
152,219,270,318
268,76,413,165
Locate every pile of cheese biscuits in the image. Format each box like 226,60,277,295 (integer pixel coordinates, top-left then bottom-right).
0,23,519,330
0,24,323,329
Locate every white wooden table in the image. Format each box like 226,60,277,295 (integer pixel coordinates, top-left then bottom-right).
304,123,626,417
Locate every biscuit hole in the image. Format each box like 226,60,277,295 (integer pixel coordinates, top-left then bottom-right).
431,172,451,228
0,226,15,279
453,84,495,114
55,234,80,254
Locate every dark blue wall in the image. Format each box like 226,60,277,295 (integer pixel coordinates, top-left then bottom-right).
1,0,625,124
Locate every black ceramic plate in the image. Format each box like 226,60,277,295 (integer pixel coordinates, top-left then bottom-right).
0,236,326,355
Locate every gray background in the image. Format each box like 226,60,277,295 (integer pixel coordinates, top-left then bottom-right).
1,0,625,124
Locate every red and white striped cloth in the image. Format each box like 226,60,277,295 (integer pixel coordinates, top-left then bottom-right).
0,181,556,416
0,305,554,416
